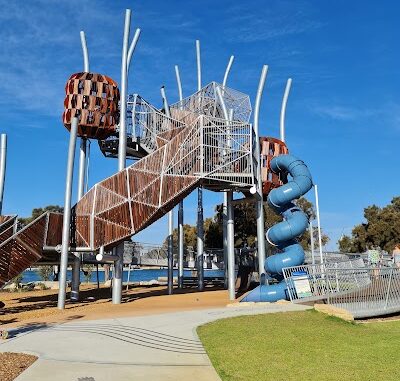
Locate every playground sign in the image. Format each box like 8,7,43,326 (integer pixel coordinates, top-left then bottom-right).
292,271,312,298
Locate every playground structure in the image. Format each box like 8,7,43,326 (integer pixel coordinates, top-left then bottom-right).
0,9,399,319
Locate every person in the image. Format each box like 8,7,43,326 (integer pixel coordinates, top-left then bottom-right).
236,240,255,292
392,245,400,268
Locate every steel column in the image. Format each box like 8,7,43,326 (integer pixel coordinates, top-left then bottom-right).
309,221,315,265
58,117,78,310
222,55,234,88
72,31,90,302
0,134,7,215
227,190,235,300
314,184,324,264
178,201,184,288
160,86,174,294
195,40,204,291
117,9,130,172
197,187,204,291
175,65,184,289
279,78,292,143
254,65,268,276
113,9,131,305
167,210,174,294
196,40,201,92
223,192,228,289
127,28,141,71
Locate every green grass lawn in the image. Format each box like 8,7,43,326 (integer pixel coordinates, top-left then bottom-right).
197,310,400,381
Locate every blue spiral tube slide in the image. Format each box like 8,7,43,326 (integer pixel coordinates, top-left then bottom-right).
241,154,313,302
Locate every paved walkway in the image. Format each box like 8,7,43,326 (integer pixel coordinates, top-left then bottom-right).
0,303,310,381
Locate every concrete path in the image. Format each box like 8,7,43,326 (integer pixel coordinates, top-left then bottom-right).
0,303,310,381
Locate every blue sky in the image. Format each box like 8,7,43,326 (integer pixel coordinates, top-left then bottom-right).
0,0,398,250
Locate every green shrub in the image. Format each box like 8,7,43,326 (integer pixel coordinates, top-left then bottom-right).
37,266,53,281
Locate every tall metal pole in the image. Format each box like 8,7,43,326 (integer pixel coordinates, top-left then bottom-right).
197,186,204,291
118,9,130,172
280,78,292,142
175,65,184,289
195,40,205,291
314,184,324,264
254,65,268,276
160,86,174,294
222,55,234,88
72,30,90,302
127,28,141,71
221,56,234,289
167,206,174,294
309,221,315,265
227,190,235,300
175,65,183,102
58,117,78,309
196,40,201,92
0,134,7,215
223,193,228,289
113,9,131,305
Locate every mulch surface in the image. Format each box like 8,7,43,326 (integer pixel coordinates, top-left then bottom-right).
0,352,38,381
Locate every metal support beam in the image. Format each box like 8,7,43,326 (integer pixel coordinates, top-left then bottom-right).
175,65,184,289
197,187,204,291
167,210,174,294
280,78,292,142
195,40,204,291
254,65,268,276
72,31,90,302
160,86,174,294
113,8,131,305
314,184,324,264
222,55,234,88
58,117,78,310
127,28,141,71
196,40,201,92
227,190,235,300
117,9,131,172
178,201,184,288
0,134,7,215
223,192,228,289
310,221,315,265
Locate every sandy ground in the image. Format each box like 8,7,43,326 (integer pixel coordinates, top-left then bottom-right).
0,285,231,330
0,352,38,381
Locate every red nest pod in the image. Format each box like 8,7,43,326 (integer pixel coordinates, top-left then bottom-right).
62,72,120,140
260,137,289,197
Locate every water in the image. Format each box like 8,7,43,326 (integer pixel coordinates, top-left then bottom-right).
21,268,224,283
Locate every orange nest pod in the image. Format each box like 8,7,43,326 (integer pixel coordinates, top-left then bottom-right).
62,72,120,140
260,137,289,197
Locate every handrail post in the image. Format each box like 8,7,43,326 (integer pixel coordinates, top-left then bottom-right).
384,268,394,310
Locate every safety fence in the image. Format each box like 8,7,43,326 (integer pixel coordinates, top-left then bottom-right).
327,267,400,318
283,259,400,318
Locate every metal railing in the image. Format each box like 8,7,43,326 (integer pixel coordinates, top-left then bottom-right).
170,82,252,123
283,258,400,318
127,94,185,153
282,258,368,303
328,267,400,318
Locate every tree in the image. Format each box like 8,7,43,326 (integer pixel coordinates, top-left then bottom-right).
165,197,329,250
82,264,94,283
338,235,353,253
336,197,400,253
19,205,63,226
37,266,53,281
